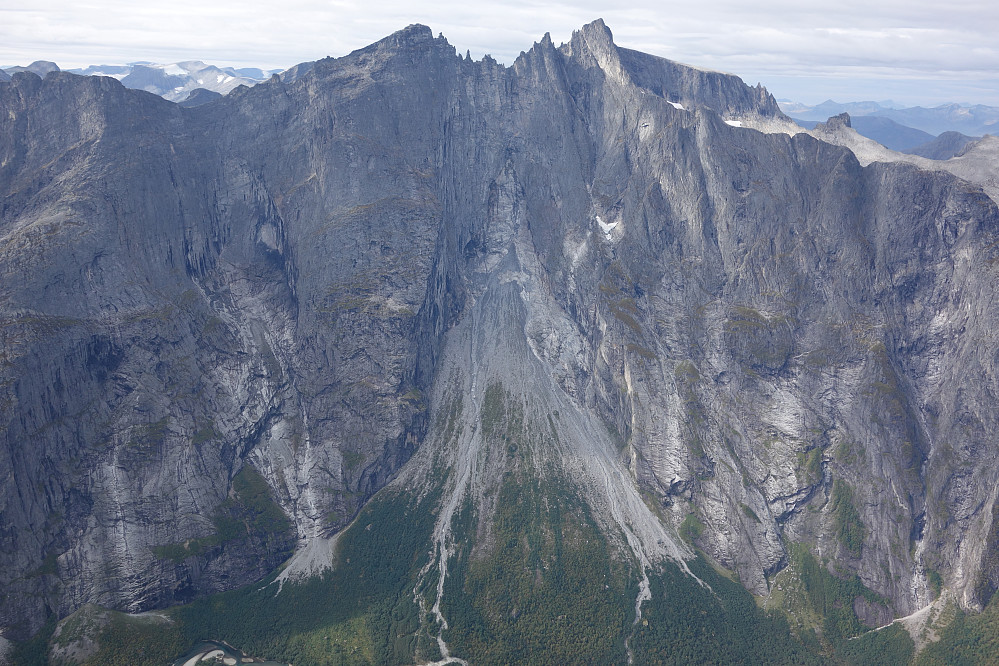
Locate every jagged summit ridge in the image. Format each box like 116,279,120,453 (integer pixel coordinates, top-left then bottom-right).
0,18,784,121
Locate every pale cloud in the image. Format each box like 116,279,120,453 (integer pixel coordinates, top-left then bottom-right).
1,0,996,106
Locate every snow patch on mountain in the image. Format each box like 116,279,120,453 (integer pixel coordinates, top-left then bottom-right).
60,60,282,103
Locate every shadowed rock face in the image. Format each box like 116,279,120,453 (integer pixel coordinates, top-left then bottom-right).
905,130,980,161
1,19,998,640
178,88,223,108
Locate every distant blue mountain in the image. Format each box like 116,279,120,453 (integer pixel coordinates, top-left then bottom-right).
903,131,979,160
792,115,935,152
1,60,283,103
2,60,59,77
780,99,999,137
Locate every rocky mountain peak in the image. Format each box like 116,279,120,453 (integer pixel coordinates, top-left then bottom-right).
822,111,853,128
384,22,436,46
578,16,615,45
561,17,626,78
4,60,60,77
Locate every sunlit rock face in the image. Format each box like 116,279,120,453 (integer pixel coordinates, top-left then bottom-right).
1,19,998,641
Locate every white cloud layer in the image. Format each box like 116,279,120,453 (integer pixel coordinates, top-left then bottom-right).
1,0,996,106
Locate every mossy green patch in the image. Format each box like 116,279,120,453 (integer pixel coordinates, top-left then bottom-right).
341,449,366,471
126,417,169,451
679,513,705,544
152,465,291,563
741,503,762,523
626,343,657,360
191,422,218,446
27,551,59,578
926,568,943,601
832,479,865,557
973,500,999,607
723,304,795,374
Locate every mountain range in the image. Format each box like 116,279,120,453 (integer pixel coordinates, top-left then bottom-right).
2,20,999,665
781,98,999,139
6,60,996,149
1,60,281,103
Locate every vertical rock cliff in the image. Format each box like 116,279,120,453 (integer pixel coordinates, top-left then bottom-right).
1,19,998,658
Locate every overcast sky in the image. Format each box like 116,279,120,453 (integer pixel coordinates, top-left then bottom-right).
2,0,997,107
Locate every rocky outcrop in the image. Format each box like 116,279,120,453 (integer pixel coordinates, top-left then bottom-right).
2,19,998,644
178,88,222,108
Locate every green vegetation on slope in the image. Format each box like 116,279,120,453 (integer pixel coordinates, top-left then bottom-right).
831,479,865,558
917,595,999,665
62,609,185,666
10,618,56,666
21,502,941,666
151,465,293,562
44,486,441,666
631,555,824,665
172,486,442,665
13,382,943,666
766,543,913,665
838,623,915,666
793,543,886,645
441,381,637,664
442,475,637,665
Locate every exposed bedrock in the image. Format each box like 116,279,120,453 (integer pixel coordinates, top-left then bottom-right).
1,19,997,638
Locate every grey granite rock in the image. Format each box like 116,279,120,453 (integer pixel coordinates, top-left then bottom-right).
2,20,998,641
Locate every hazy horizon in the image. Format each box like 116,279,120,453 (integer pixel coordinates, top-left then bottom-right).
2,2,997,107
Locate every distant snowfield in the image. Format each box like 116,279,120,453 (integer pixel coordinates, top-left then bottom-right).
0,60,283,103
109,61,277,102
